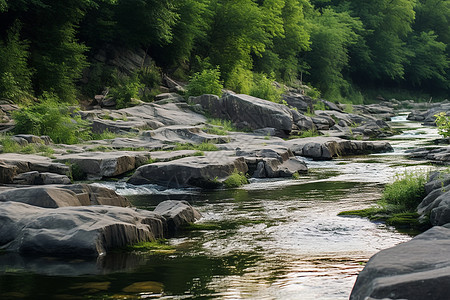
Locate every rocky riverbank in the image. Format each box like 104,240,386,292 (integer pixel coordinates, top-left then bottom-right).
350,171,450,299
0,91,430,259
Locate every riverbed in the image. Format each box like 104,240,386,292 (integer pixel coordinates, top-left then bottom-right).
0,116,442,299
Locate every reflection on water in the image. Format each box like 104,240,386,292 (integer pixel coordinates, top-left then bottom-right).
0,117,438,299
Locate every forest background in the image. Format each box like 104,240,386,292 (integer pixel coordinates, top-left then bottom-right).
0,0,449,107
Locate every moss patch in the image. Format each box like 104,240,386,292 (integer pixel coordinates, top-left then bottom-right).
123,240,175,254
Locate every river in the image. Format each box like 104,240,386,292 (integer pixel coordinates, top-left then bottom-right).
0,115,442,299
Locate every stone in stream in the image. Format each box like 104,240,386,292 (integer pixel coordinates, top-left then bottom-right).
0,197,200,257
128,152,248,188
286,136,393,160
0,201,166,257
154,200,202,235
350,225,450,300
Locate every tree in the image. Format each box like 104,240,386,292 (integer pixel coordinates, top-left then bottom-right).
303,8,362,98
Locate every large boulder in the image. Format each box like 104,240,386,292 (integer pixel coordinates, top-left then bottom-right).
13,171,71,185
417,172,450,226
55,151,152,180
0,202,166,257
350,225,450,300
128,152,248,188
190,94,294,132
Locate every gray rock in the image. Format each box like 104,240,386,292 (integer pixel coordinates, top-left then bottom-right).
142,125,228,144
128,152,248,188
417,172,450,225
287,137,393,160
350,226,450,300
191,94,294,132
0,201,166,257
55,151,152,179
0,154,69,183
13,171,71,185
0,184,130,208
282,92,313,112
154,200,201,235
407,103,450,125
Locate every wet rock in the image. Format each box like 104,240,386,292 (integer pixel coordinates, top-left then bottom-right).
128,152,248,188
406,146,450,163
287,137,393,160
0,201,166,257
350,225,450,300
154,200,201,235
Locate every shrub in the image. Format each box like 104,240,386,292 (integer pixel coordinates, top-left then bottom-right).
381,171,428,211
249,73,283,103
223,170,248,188
435,112,450,138
186,67,223,97
12,92,90,144
110,73,144,109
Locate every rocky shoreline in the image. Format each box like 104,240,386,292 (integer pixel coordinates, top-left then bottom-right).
1,91,450,297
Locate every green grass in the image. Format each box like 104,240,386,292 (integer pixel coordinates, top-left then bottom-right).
289,129,321,139
0,135,55,157
91,130,119,140
338,170,430,231
87,145,114,152
203,126,228,136
123,240,175,254
223,170,249,188
182,223,221,231
292,172,301,180
173,142,219,151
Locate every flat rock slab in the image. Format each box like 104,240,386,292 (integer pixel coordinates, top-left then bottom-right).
0,183,130,208
350,225,450,300
142,125,228,144
286,136,393,160
55,151,152,179
0,200,200,257
128,151,248,188
0,153,69,183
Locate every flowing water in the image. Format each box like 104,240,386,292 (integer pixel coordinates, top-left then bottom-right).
0,116,442,299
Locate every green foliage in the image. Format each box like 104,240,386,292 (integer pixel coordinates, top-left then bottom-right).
434,112,450,138
292,172,301,180
0,22,33,103
0,135,54,157
249,73,283,103
223,170,249,188
339,171,430,231
12,92,90,144
381,171,428,211
186,68,223,97
110,73,144,109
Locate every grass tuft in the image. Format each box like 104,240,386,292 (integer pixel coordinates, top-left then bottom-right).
223,169,249,188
